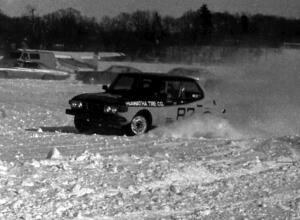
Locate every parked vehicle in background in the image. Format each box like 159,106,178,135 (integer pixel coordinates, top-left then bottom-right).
66,72,225,135
0,49,58,69
0,60,70,80
76,65,142,84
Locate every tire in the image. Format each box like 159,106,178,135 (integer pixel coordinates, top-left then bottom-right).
126,114,149,136
74,115,91,133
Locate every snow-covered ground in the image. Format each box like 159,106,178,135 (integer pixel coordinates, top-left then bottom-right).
0,48,300,219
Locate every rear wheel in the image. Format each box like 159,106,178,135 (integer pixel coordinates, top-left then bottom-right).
126,114,149,136
74,115,91,133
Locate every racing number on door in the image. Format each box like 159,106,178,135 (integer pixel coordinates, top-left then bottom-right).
177,107,195,120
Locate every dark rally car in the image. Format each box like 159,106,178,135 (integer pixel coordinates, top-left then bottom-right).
66,72,224,135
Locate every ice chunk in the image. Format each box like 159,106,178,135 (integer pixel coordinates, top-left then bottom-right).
46,147,63,159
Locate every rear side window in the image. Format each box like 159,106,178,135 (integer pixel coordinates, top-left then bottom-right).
165,80,181,100
179,80,204,103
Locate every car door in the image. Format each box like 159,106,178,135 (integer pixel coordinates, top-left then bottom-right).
158,78,206,125
175,79,206,120
155,79,181,125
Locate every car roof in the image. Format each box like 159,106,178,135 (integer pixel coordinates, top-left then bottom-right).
109,65,135,68
115,72,209,95
168,67,216,79
118,72,199,81
107,65,141,71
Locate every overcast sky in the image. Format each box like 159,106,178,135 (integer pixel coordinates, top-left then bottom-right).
1,0,299,19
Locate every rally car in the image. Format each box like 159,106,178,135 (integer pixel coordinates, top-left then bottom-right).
66,72,225,135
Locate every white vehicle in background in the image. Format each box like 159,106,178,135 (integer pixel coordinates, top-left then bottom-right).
0,49,58,68
0,60,70,80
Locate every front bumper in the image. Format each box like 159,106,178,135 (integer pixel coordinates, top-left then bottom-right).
66,109,128,128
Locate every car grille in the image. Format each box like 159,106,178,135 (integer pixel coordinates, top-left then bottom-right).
84,103,104,113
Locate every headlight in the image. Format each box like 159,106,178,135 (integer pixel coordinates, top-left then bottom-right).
70,100,83,109
104,105,118,114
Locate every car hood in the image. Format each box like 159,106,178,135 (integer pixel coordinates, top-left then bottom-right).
72,92,125,105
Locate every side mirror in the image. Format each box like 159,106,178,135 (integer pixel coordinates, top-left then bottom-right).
102,85,108,91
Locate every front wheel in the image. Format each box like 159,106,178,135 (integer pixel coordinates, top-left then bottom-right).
126,114,149,136
74,115,91,133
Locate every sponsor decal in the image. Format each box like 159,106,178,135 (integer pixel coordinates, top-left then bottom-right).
177,107,195,120
125,101,164,107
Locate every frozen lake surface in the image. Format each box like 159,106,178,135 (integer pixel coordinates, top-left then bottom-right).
0,48,300,219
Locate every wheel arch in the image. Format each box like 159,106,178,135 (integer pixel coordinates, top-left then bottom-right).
134,109,152,127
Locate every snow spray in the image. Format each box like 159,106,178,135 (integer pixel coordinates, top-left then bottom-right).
153,114,243,139
210,48,300,137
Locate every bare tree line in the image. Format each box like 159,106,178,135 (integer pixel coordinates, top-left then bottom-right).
0,4,299,55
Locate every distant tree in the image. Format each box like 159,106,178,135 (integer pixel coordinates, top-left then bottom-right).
43,8,84,49
162,16,178,34
199,4,213,34
179,10,195,44
193,4,213,43
150,12,164,44
25,4,36,19
1,5,300,53
114,13,133,31
240,14,249,34
100,16,113,31
131,11,151,33
131,10,152,45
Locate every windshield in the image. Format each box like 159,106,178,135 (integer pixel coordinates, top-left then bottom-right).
108,75,135,94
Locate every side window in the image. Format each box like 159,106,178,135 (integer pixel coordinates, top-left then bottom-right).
179,80,204,103
165,80,180,101
155,79,181,103
137,78,157,98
